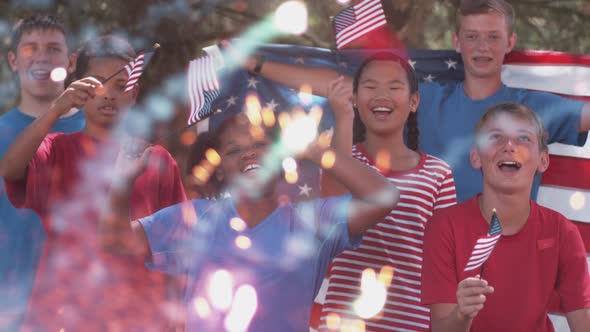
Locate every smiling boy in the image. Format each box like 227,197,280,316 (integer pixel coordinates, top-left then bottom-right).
0,35,186,331
421,103,590,332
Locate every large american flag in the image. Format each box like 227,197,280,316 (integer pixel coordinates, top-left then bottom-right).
464,210,503,272
197,43,590,329
187,55,221,125
124,49,156,93
332,0,387,50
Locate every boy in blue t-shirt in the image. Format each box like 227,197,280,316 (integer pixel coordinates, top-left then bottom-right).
0,14,84,157
0,14,83,331
99,113,400,331
237,0,590,202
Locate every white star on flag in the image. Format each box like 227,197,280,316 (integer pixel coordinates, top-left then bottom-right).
423,74,435,82
445,59,458,69
298,184,312,197
265,99,279,111
226,95,238,108
247,77,260,89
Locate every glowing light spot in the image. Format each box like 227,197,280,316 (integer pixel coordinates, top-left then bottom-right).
282,115,317,153
246,93,262,126
326,313,341,329
378,265,394,287
181,202,198,226
180,130,197,146
193,297,211,318
95,85,106,97
50,67,67,82
207,270,234,311
230,217,247,232
205,148,221,166
285,171,299,184
341,319,366,332
353,268,387,319
321,150,336,169
262,107,276,127
298,84,313,106
282,157,297,173
375,149,391,172
249,125,265,141
235,235,252,250
309,105,323,125
317,131,332,148
569,191,586,211
225,285,258,332
336,0,351,4
192,165,211,184
273,1,308,35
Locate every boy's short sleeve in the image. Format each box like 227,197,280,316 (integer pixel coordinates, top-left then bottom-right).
138,200,208,274
421,210,459,305
556,220,590,312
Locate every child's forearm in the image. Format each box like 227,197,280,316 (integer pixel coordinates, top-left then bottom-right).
99,180,150,258
0,108,61,181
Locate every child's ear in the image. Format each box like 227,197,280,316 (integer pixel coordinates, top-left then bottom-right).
470,147,482,169
66,52,77,75
7,51,17,71
410,93,420,113
130,84,140,100
537,150,550,173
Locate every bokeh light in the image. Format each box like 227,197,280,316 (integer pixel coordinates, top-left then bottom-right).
262,107,276,127
245,93,262,126
224,285,258,332
326,312,341,329
50,67,67,82
193,297,211,319
282,157,297,173
205,148,221,166
353,268,387,319
230,217,247,232
569,191,586,211
273,1,308,35
281,114,317,153
235,235,252,250
375,149,391,173
285,171,299,184
321,150,336,169
298,84,313,106
207,270,234,311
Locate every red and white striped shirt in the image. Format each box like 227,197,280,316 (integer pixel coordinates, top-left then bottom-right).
312,145,456,332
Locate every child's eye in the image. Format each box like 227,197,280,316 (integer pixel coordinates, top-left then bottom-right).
465,34,478,41
517,135,531,142
48,46,61,53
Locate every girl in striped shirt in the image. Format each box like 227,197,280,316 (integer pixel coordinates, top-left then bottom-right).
314,52,457,332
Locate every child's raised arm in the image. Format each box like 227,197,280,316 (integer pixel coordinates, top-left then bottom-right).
0,77,102,181
303,136,399,237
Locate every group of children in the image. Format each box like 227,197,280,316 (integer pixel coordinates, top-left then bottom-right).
0,0,589,331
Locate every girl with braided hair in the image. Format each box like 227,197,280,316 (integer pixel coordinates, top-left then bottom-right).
314,52,457,331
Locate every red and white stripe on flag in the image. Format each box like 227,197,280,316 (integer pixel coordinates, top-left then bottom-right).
502,50,590,254
124,52,146,93
187,55,220,125
333,0,388,50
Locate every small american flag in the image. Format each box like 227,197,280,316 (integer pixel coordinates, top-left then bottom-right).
124,49,156,93
187,55,221,125
464,209,503,272
332,0,388,50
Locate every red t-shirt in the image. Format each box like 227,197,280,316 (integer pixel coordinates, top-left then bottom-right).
422,195,590,332
8,132,186,332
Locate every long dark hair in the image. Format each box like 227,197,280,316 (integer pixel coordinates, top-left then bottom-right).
351,52,420,151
